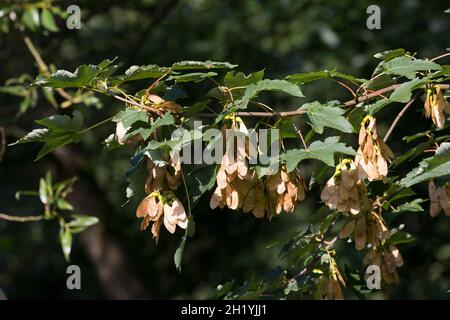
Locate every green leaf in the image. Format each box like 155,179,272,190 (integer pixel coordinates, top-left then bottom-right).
401,142,450,187
36,60,116,88
174,216,196,272
110,65,170,85
224,70,264,88
53,177,77,199
277,118,299,139
389,230,414,245
39,177,49,204
68,215,99,233
281,136,355,172
393,199,425,214
182,101,208,114
286,70,366,84
172,60,237,70
383,56,442,79
126,163,147,199
347,107,366,131
59,224,72,262
112,108,148,128
41,9,59,32
21,9,40,32
299,101,354,134
11,111,84,160
168,72,217,83
238,79,304,110
174,232,187,272
55,199,74,211
130,112,175,141
186,165,217,205
392,140,433,168
42,87,59,108
366,99,394,114
0,85,28,97
374,49,406,61
389,78,428,103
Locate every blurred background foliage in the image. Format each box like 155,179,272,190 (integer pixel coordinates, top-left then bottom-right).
0,0,449,299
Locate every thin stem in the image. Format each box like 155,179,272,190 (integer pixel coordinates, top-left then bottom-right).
193,84,450,118
112,94,158,113
0,213,45,222
145,71,171,95
250,100,275,113
180,168,192,216
80,116,115,134
384,92,420,142
23,36,48,73
23,36,74,103
331,79,356,97
293,123,309,151
431,52,450,62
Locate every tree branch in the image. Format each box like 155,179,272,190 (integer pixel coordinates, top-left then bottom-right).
190,84,449,118
0,213,45,222
23,36,74,103
383,92,420,142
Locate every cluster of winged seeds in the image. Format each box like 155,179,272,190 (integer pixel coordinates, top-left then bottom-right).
320,159,364,215
142,93,182,116
428,180,450,217
363,244,403,284
210,122,306,219
355,115,394,182
319,115,403,287
115,93,188,242
315,259,346,300
339,210,389,251
136,159,188,242
424,86,450,130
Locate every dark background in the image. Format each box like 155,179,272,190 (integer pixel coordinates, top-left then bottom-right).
0,0,449,299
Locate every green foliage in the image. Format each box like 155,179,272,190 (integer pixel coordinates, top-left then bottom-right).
299,101,354,134
11,111,84,160
6,172,98,262
286,70,366,84
402,142,450,187
238,79,304,110
282,136,355,171
1,2,450,299
383,56,442,79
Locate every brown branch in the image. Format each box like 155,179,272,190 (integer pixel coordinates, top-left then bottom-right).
0,213,45,222
293,122,309,151
190,85,402,117
23,36,74,103
383,92,420,142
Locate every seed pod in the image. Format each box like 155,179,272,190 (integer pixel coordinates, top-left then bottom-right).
339,219,356,239
355,116,393,182
354,214,367,250
429,180,450,217
363,245,402,285
425,86,449,130
321,160,362,215
163,199,188,234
